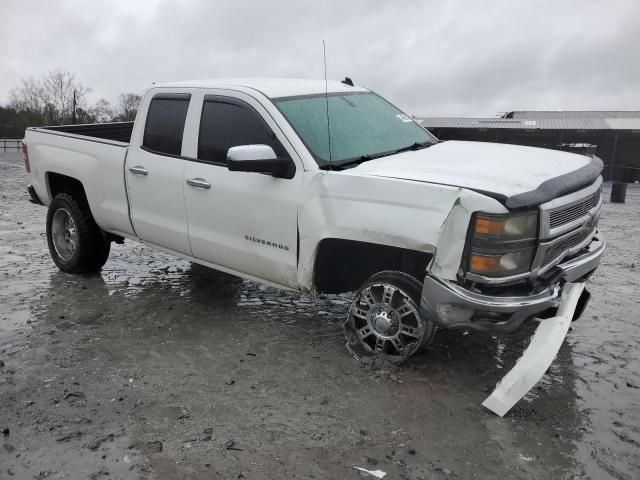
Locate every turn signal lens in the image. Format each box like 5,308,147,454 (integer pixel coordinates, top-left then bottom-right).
469,248,535,276
474,217,505,236
470,254,501,273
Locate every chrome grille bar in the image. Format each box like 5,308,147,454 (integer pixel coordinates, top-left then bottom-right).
533,176,603,275
540,227,595,268
539,177,603,240
549,190,600,229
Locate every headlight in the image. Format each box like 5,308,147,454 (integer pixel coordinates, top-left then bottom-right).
467,211,538,278
473,211,538,239
469,247,536,276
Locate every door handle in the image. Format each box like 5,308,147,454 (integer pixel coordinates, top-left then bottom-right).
186,178,211,189
129,166,148,176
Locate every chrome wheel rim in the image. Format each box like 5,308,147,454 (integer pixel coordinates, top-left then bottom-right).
51,208,77,262
346,282,424,359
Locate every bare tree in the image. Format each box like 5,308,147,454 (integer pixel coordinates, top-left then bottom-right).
91,98,115,123
6,71,142,126
7,77,44,112
8,70,91,125
116,93,142,121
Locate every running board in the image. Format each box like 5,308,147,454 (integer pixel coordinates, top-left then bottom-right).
482,282,585,417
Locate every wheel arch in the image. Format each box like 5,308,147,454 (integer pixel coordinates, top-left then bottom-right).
312,238,433,294
46,172,91,209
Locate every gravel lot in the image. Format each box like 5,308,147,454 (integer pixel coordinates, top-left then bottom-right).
1,151,639,479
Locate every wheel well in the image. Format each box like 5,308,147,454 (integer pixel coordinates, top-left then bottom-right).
313,238,432,294
47,172,89,206
46,172,121,242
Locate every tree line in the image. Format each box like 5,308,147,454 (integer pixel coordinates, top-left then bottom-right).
0,70,141,138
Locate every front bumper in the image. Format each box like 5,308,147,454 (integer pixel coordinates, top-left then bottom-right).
420,234,605,333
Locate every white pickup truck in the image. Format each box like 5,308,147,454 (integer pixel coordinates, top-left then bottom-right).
23,78,605,414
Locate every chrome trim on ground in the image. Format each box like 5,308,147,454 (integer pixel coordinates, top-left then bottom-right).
482,282,585,417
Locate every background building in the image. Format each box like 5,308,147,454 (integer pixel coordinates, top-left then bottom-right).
420,111,640,182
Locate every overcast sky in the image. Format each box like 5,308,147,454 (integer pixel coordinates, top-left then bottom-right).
1,0,639,117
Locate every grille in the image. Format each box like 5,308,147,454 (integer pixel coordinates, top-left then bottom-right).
542,227,594,266
549,189,601,229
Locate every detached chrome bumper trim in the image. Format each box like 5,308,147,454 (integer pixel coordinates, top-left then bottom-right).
482,282,585,416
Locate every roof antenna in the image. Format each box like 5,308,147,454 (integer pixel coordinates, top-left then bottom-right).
323,40,332,167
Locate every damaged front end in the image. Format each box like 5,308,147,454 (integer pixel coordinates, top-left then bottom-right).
422,178,605,416
420,233,603,334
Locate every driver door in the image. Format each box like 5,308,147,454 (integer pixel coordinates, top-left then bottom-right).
182,93,302,287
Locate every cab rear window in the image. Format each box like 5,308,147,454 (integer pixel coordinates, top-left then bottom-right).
143,94,191,156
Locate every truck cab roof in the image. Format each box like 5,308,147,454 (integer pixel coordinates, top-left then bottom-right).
151,78,369,99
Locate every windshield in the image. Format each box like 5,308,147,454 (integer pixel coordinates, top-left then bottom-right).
273,92,437,167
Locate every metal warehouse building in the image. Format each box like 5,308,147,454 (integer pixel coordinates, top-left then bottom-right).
420,111,640,182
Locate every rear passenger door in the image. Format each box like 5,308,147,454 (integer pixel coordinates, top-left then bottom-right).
182,93,302,287
125,93,192,255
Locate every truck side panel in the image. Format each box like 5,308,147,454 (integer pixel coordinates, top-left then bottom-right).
25,130,136,238
296,171,508,291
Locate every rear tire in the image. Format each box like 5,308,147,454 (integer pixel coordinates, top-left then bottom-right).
46,193,110,273
344,271,436,362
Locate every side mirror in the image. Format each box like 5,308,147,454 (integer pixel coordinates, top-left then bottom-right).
226,145,293,178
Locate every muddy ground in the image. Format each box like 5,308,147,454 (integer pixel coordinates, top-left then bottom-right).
0,151,638,480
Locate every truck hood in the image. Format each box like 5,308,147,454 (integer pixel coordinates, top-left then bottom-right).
348,140,602,208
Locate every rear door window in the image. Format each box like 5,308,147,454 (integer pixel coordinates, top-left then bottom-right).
198,97,286,164
143,94,191,156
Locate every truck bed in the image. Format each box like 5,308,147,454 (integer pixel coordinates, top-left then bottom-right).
24,121,136,238
36,121,134,144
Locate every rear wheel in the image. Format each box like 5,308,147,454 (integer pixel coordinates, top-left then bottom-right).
344,271,435,362
46,193,110,273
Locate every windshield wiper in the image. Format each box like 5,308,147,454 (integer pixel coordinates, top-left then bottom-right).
321,141,434,171
391,141,433,155
325,153,387,170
